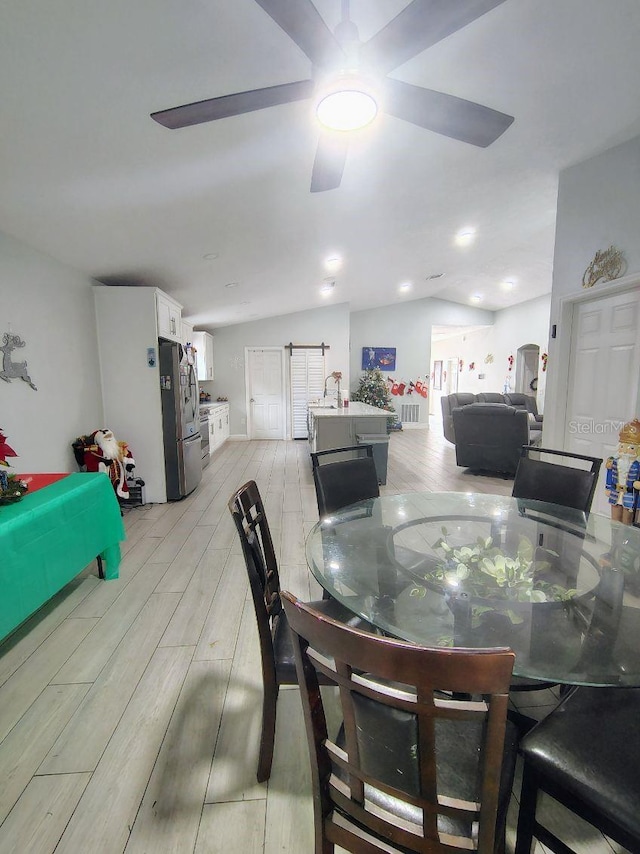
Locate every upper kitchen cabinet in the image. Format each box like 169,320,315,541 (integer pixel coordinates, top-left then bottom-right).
192,331,214,382
181,319,194,347
156,291,182,342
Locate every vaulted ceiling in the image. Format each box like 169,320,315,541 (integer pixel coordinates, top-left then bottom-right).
1,1,639,328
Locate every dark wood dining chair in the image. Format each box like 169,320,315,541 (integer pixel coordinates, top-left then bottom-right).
282,590,519,854
512,446,602,514
310,445,380,518
515,685,640,854
509,446,602,704
228,480,371,783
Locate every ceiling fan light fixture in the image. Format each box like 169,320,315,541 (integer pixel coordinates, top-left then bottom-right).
315,74,378,132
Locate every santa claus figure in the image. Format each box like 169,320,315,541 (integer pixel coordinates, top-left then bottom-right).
83,429,135,499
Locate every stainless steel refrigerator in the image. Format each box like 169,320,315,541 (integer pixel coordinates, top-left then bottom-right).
159,339,202,500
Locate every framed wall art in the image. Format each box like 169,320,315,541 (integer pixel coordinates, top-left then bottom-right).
362,347,396,371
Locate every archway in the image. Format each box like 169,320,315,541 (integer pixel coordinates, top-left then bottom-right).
516,344,540,396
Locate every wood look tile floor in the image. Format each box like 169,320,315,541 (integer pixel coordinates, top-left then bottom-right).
0,422,629,853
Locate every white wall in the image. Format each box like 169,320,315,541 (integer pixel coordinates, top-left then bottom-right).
0,230,104,473
349,298,494,424
203,303,350,438
545,134,640,446
94,286,167,504
430,295,551,415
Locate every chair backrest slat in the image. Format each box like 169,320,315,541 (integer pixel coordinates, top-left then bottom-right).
283,591,515,853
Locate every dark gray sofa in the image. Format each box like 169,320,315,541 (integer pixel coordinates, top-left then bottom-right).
441,392,542,445
452,403,530,475
504,393,544,424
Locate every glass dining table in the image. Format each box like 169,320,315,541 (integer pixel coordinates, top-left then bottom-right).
305,492,640,687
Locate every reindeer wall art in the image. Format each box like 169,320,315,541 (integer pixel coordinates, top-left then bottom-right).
0,332,37,390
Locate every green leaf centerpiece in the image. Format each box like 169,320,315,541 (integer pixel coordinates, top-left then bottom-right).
410,527,577,627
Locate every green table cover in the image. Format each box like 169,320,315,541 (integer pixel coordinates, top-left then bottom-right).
0,472,125,641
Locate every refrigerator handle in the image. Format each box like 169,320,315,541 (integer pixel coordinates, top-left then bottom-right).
188,363,198,424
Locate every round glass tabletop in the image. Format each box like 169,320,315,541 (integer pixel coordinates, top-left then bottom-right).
305,492,640,686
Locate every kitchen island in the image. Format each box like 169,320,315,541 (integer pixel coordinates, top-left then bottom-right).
307,401,392,482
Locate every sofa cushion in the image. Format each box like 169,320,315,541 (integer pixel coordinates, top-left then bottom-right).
504,393,542,421
450,392,476,408
476,392,507,404
441,393,477,444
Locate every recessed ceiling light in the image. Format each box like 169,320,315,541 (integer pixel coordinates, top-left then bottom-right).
320,279,335,296
202,252,219,260
399,282,412,293
470,294,482,303
502,278,516,290
324,255,342,272
225,282,239,289
455,228,476,247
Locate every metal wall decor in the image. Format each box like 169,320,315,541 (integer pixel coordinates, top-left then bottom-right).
582,245,626,289
0,332,37,390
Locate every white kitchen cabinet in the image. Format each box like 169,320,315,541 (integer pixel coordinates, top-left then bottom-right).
182,319,194,347
156,292,182,342
208,403,229,454
192,331,214,382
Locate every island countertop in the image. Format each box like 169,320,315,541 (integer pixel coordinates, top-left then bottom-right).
308,401,392,417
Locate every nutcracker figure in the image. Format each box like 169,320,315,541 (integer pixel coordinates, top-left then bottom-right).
605,419,640,524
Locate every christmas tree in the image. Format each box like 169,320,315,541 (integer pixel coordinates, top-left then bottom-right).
351,369,398,429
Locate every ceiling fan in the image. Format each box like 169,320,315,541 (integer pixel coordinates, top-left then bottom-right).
151,0,514,192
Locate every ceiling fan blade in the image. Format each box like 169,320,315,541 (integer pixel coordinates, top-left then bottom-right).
310,132,349,193
253,0,344,68
384,78,514,147
362,0,508,75
151,79,314,129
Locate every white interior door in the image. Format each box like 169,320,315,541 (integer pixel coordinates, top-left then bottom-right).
290,349,325,439
565,288,640,516
246,347,285,440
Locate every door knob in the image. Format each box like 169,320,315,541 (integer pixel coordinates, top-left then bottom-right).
250,398,255,403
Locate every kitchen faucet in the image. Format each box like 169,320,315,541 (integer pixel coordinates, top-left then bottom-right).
324,371,342,407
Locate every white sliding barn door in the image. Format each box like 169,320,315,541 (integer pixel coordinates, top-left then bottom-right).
565,288,640,516
290,349,325,439
246,347,285,440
